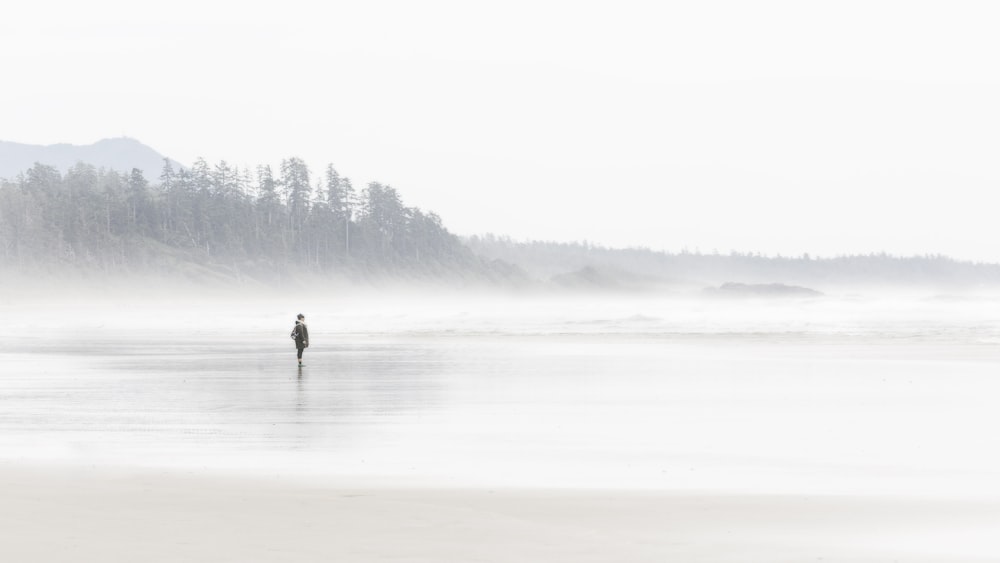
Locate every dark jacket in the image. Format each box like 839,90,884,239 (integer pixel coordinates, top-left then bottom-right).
293,321,309,348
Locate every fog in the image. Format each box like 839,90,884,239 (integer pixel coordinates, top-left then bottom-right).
6,1,1000,558
5,288,1000,493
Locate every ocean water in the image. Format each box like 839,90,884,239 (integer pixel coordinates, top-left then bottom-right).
2,293,1000,496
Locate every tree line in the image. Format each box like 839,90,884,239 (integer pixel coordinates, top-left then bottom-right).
8,158,996,291
465,234,1000,289
0,158,500,284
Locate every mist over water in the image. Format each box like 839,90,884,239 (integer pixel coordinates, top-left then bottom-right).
3,290,1000,497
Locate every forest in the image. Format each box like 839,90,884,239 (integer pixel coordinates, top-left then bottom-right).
0,159,517,286
4,156,1000,292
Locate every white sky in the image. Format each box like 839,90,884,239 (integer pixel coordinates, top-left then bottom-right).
2,1,999,260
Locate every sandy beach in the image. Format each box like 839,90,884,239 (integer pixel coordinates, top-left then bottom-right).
3,296,1000,561
3,465,998,562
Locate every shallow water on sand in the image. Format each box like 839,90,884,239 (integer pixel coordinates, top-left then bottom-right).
3,295,1000,496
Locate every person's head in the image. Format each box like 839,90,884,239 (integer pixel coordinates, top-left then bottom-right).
297,313,305,321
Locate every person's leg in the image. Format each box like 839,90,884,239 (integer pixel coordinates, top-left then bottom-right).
297,347,304,364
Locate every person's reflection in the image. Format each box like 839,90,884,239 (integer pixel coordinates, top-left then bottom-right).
296,366,307,419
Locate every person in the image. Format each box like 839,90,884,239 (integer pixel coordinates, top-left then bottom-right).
291,313,309,367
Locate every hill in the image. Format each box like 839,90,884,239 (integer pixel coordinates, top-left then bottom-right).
0,137,182,180
465,235,1000,291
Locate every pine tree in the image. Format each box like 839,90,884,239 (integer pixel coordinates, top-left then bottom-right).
280,157,311,233
126,168,150,233
324,164,345,219
159,159,176,192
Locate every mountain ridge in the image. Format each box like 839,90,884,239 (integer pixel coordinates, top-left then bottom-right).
0,137,182,180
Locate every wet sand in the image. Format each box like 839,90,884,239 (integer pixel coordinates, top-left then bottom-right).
3,466,998,562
